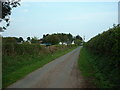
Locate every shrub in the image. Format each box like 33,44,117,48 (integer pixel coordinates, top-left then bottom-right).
84,25,120,87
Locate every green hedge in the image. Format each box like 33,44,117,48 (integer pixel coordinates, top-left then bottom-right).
85,25,120,57
2,44,47,56
84,25,120,87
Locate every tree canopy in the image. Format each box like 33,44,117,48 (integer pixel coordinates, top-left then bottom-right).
42,33,83,45
0,0,21,31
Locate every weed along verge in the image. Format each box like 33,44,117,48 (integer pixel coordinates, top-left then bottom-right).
2,44,77,88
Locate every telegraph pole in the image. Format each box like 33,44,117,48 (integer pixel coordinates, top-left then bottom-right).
118,1,120,24
83,35,85,42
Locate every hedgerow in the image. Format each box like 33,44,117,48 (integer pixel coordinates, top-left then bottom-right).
86,25,120,57
84,24,120,87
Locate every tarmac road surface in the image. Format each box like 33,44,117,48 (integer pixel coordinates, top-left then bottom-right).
8,46,94,88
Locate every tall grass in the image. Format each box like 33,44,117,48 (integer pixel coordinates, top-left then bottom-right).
78,47,120,88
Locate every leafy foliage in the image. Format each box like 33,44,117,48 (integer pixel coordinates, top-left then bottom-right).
74,39,82,45
74,35,83,45
43,34,60,45
27,37,30,41
2,43,42,56
75,35,82,40
0,0,20,31
84,24,120,87
85,25,120,57
42,33,83,45
2,37,18,44
31,37,39,44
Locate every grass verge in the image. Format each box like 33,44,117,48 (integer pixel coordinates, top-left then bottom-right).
78,47,95,88
78,47,119,88
3,46,77,88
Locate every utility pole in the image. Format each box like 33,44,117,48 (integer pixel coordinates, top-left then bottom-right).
118,1,120,24
83,36,85,42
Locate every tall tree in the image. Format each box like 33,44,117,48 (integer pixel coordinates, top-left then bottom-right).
74,39,82,45
42,33,74,45
59,33,68,45
44,34,60,45
75,35,82,40
31,37,39,44
27,37,30,41
18,37,24,43
67,33,73,44
0,0,21,31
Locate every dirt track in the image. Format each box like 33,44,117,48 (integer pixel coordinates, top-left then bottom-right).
8,46,94,88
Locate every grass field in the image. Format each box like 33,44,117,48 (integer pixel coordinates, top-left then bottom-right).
78,47,119,88
3,45,77,88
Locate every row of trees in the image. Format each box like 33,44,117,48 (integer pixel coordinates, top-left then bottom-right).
2,36,40,44
42,33,83,45
3,37,23,44
2,33,83,45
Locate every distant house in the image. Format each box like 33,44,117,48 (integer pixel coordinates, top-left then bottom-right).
59,42,67,45
63,43,67,45
59,42,62,45
72,41,75,44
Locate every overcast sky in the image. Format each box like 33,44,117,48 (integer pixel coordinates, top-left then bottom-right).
2,1,118,41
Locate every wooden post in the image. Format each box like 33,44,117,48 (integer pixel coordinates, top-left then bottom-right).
118,1,120,24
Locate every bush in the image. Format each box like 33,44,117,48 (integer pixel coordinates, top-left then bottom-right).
2,43,44,56
85,25,120,57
